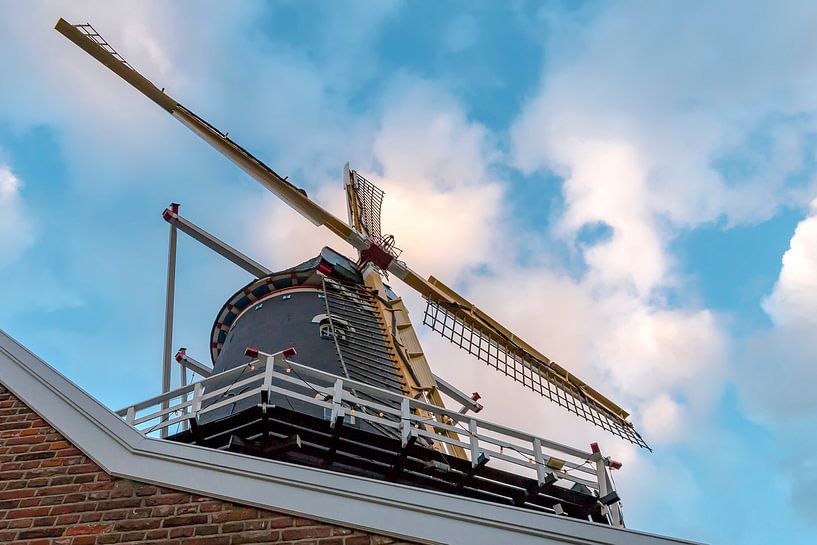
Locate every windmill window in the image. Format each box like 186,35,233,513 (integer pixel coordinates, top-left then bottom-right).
318,318,348,342
319,322,332,339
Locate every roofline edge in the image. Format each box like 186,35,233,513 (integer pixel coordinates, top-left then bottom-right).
0,329,704,545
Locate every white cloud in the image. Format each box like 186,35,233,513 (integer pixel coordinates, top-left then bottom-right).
0,165,21,198
555,140,668,296
739,201,817,419
733,202,817,527
763,199,817,328
512,0,817,238
247,186,353,271
503,3,753,452
508,1,817,529
639,394,683,444
244,77,507,283
0,165,36,267
371,80,505,279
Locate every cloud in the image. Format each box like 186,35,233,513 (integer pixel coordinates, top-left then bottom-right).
502,3,757,452
733,208,817,542
554,140,668,295
244,76,507,282
734,202,817,526
639,394,683,444
763,199,817,329
508,1,817,532
0,164,36,267
513,1,817,230
371,80,505,279
739,200,817,419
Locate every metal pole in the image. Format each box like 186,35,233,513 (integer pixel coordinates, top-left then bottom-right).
160,203,179,438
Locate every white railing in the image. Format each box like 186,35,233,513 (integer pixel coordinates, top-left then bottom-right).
116,348,623,525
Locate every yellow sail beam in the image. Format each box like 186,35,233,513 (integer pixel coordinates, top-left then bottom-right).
56,17,634,434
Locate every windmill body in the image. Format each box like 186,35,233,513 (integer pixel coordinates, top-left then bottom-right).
199,248,409,436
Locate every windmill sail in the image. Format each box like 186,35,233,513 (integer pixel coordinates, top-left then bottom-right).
422,275,648,449
56,17,649,449
54,19,360,244
423,299,648,448
344,165,384,241
344,167,401,276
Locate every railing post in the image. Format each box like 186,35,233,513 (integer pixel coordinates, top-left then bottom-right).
533,437,546,485
261,354,275,403
400,397,411,448
179,363,188,431
592,445,622,527
330,378,344,428
468,418,480,468
192,382,203,417
126,406,135,427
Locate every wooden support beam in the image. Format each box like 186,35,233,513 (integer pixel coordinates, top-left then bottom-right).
325,415,345,464
455,452,490,492
522,472,558,505
387,434,418,480
228,434,302,457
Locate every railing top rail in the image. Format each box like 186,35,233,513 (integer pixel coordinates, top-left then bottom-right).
115,362,255,416
279,358,595,460
119,352,602,466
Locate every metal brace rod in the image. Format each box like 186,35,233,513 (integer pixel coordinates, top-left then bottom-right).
162,204,272,278
433,374,482,414
175,348,213,378
157,201,269,437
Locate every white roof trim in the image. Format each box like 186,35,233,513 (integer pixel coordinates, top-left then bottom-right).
0,330,701,545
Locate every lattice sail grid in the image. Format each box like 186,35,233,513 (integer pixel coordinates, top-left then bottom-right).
422,299,650,449
351,171,384,241
74,24,133,70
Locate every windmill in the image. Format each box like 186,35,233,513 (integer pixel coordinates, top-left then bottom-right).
54,17,648,526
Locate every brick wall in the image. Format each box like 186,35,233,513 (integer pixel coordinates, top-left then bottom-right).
0,384,417,545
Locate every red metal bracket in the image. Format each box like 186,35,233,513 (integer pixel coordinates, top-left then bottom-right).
162,202,180,221
317,260,334,276
357,241,396,271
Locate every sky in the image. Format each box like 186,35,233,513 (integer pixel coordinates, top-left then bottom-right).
1,1,816,543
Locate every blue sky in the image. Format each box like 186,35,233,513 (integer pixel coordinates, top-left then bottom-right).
2,2,817,543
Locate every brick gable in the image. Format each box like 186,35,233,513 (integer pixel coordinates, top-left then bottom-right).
0,384,417,545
